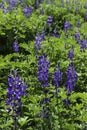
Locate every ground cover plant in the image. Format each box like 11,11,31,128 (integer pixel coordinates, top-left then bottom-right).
0,0,87,130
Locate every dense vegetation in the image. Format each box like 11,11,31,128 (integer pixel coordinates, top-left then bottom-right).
0,0,87,130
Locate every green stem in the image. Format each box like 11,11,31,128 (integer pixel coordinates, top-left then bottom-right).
55,87,62,130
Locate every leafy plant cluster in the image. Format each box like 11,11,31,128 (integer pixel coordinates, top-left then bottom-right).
0,0,87,130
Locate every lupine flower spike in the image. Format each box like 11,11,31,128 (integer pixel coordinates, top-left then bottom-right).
53,63,63,88
64,21,70,32
37,55,50,87
47,16,53,26
6,70,27,115
23,6,32,17
68,46,74,61
66,63,77,94
13,41,19,53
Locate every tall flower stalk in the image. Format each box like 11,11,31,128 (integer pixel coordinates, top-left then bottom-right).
37,55,50,88
66,63,77,94
53,63,63,129
37,55,51,129
6,70,27,130
53,66,63,88
23,6,32,17
13,41,19,53
68,46,74,61
64,49,77,107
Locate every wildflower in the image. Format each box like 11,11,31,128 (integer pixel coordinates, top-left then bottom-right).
35,0,39,9
53,67,63,88
39,31,46,37
37,55,50,87
64,21,70,31
0,2,4,10
68,47,74,60
34,32,45,51
38,106,49,118
74,31,80,43
47,16,53,26
23,6,32,17
66,63,77,93
20,0,24,5
63,99,70,105
44,98,51,103
77,21,81,28
51,29,60,38
34,34,44,51
6,70,27,115
80,39,87,52
7,0,18,8
13,41,19,53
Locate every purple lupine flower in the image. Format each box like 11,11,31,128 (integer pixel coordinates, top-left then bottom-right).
40,8,44,15
20,0,24,5
34,40,41,50
37,55,50,87
0,2,4,10
23,6,32,17
80,39,87,52
68,47,74,60
77,21,81,28
66,63,77,93
64,21,70,31
44,98,51,103
51,33,60,38
6,6,14,12
74,31,80,44
34,35,44,50
9,0,18,5
47,16,53,26
39,30,46,36
51,29,60,38
38,107,49,118
35,34,44,41
13,41,19,53
63,99,70,105
0,2,8,14
76,6,79,11
35,0,39,9
53,67,63,88
34,32,45,51
6,70,27,115
7,0,18,8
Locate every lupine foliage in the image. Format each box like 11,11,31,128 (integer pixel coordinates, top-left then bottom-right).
0,0,87,130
